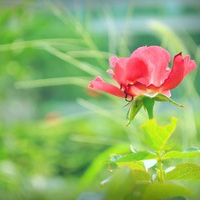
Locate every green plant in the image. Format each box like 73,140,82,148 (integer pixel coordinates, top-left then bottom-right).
103,118,200,199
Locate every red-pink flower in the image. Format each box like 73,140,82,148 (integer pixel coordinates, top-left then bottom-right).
89,46,196,100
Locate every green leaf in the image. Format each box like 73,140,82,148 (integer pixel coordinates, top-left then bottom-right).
105,167,136,200
143,97,155,119
77,144,130,192
141,183,191,200
127,96,143,126
110,155,147,171
163,151,200,160
104,167,151,199
141,117,178,152
132,170,151,182
114,152,157,162
155,93,185,108
166,162,200,180
117,161,146,171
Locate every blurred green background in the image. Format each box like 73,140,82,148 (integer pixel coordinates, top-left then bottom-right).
0,0,200,199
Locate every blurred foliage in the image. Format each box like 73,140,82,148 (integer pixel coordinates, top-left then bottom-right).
101,119,200,200
0,0,200,199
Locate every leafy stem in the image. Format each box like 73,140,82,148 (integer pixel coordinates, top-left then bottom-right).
157,153,165,183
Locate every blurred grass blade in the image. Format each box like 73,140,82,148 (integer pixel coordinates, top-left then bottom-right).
0,38,84,52
77,98,125,125
149,21,188,54
15,77,90,89
150,21,200,106
44,45,101,76
67,50,113,58
49,3,107,68
118,1,134,56
104,8,118,55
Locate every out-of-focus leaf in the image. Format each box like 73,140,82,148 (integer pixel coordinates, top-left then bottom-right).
155,94,185,108
166,162,200,180
143,97,155,119
141,183,191,200
132,170,151,182
127,96,143,126
141,117,178,152
114,152,157,162
77,144,130,192
104,167,151,200
117,161,146,171
104,167,135,200
163,151,200,160
101,168,150,188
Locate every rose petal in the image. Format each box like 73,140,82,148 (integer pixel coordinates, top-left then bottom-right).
126,82,147,96
184,55,197,76
131,46,171,87
113,58,129,85
109,56,118,68
126,58,149,84
106,69,114,75
160,53,189,91
89,76,125,97
161,90,171,97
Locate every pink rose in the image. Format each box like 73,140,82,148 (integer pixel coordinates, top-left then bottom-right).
89,46,196,101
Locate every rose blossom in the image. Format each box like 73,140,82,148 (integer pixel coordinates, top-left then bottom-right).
89,46,196,101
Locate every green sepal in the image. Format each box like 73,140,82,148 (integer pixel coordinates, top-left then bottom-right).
126,93,184,126
127,96,143,126
142,97,155,119
155,93,185,108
